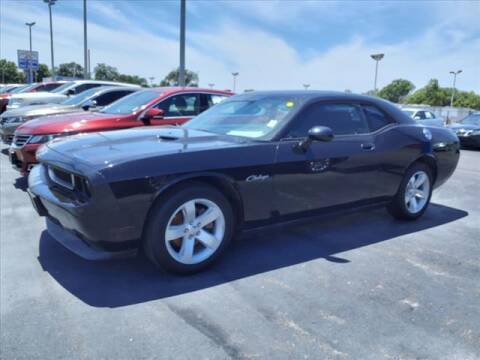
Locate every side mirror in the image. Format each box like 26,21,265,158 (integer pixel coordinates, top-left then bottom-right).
82,99,97,111
296,126,334,152
140,108,164,124
66,89,76,96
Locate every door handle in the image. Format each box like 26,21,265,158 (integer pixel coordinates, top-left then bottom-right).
361,143,375,151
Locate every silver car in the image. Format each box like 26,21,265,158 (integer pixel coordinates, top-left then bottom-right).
0,86,138,144
401,108,444,127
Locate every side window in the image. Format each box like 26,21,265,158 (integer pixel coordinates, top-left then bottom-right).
415,111,426,120
287,103,368,138
362,105,394,132
156,94,200,117
425,111,435,119
74,83,101,94
200,94,228,113
94,90,132,106
41,83,60,91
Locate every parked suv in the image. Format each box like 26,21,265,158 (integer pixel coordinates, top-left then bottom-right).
6,80,138,110
10,87,232,173
0,86,138,144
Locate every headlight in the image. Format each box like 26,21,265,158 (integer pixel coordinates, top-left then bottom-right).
3,116,25,124
28,133,64,144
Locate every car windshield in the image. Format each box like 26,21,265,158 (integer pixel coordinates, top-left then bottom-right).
402,110,414,117
51,82,75,93
11,84,33,94
459,114,480,125
62,87,104,106
184,95,305,139
100,90,160,115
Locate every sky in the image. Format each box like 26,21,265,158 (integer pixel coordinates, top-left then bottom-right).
1,0,479,93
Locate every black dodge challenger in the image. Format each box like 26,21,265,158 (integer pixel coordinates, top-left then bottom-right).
28,91,460,273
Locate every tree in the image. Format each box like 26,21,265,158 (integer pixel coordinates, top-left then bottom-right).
453,91,480,110
159,68,199,87
406,79,450,106
94,63,119,81
0,59,24,83
36,64,51,81
57,62,84,78
377,79,415,103
116,73,148,87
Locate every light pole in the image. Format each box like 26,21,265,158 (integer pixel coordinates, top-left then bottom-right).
25,22,35,84
449,70,462,107
44,0,56,79
232,72,239,92
370,53,384,94
83,0,88,79
303,84,310,90
178,0,186,86
149,77,155,87
208,83,214,89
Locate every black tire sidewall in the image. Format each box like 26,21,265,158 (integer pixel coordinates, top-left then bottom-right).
144,184,234,274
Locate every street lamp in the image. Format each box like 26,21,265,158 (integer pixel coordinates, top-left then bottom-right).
232,72,239,92
83,0,88,79
303,84,310,90
149,77,155,87
370,53,384,94
449,70,462,107
44,0,56,79
178,0,186,86
25,22,35,84
208,83,214,89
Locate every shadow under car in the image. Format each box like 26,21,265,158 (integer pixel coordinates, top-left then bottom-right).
37,203,468,308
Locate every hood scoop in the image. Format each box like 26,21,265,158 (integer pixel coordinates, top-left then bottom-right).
155,127,190,142
157,134,179,141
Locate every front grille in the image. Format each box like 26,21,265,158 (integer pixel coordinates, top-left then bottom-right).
13,134,31,147
47,165,91,202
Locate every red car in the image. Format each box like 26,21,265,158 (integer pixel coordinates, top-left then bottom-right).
0,82,65,113
10,87,232,174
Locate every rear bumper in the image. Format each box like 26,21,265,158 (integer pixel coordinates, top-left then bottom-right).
28,164,139,260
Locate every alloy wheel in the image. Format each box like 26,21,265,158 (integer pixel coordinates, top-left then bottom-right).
404,170,430,214
164,198,225,265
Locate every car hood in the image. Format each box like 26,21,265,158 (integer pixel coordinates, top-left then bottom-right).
15,111,126,135
43,126,245,170
2,103,77,118
448,123,480,131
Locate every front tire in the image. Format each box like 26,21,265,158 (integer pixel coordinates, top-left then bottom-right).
387,163,433,220
143,183,234,274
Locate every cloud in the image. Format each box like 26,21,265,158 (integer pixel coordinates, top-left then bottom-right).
1,0,478,93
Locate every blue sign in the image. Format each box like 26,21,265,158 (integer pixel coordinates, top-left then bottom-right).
17,50,39,70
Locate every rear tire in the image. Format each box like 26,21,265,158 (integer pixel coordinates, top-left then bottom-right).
143,183,234,274
387,163,433,220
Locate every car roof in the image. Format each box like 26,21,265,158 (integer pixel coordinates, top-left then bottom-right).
92,85,140,93
149,87,233,96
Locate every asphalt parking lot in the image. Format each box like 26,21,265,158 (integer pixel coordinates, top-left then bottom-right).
0,145,479,360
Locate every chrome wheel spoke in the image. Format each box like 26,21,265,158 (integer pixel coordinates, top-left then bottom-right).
196,207,221,228
166,224,186,241
182,200,196,223
196,230,218,249
415,190,425,199
179,237,195,263
414,173,427,188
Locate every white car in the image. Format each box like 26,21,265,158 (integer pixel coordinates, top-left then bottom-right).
401,108,444,127
7,80,140,110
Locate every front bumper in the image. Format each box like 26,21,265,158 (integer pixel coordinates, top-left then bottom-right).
28,164,138,260
9,143,39,174
457,135,480,147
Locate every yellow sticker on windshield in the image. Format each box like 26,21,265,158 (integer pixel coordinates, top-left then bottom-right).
286,101,294,107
